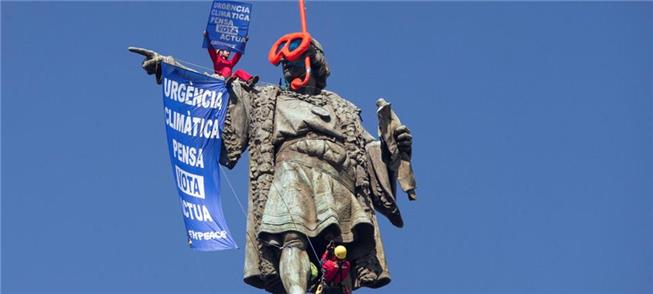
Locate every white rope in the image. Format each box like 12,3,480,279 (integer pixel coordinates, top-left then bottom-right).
218,165,270,255
173,57,216,74
220,165,249,220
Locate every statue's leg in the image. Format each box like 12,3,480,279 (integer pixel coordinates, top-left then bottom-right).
279,232,310,294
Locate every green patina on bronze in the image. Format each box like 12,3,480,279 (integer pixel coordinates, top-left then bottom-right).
129,44,416,293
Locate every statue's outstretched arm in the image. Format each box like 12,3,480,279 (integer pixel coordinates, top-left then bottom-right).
127,47,188,84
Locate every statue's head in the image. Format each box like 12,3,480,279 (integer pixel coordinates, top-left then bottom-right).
269,34,330,94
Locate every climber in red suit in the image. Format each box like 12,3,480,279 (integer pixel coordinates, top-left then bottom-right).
320,243,351,294
205,32,258,87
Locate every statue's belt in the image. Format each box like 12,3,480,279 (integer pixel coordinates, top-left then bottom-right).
275,149,356,194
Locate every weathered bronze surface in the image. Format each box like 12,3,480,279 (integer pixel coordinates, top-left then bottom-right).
129,44,416,293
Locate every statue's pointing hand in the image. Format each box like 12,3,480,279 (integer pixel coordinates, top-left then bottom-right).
395,125,412,160
128,47,166,84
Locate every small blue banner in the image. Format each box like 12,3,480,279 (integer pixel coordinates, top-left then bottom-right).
161,62,237,251
203,0,252,53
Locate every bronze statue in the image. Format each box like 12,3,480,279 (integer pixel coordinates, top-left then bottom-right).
129,36,416,293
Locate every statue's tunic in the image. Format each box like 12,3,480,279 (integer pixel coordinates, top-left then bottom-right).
221,81,393,292
259,93,374,243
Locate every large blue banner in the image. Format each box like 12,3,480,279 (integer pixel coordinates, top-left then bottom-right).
203,0,252,53
161,63,237,251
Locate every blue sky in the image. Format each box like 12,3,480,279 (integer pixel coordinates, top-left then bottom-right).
2,1,652,293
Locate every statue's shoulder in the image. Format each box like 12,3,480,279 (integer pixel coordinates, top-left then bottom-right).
321,89,361,115
229,81,281,103
321,89,343,100
255,84,281,99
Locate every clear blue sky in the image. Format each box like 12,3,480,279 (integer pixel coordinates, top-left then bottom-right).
2,1,652,293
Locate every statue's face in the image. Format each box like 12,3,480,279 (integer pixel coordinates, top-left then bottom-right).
282,57,308,84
